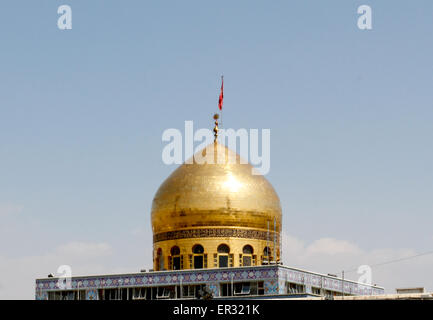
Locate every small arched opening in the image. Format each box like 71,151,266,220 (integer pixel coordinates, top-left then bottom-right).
217,244,230,268
192,244,205,269
169,246,181,270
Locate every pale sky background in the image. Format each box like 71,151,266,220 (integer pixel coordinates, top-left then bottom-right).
1,1,433,299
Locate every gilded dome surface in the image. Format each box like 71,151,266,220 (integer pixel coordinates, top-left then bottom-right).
151,142,282,235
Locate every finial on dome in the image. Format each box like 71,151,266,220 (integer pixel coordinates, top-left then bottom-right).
213,113,219,142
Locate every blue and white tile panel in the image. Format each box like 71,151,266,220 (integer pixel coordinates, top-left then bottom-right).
278,267,384,296
35,265,384,299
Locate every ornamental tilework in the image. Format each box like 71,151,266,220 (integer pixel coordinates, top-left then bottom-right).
36,267,278,291
278,280,286,294
207,283,219,297
264,280,278,295
35,291,47,300
86,289,99,300
35,265,385,298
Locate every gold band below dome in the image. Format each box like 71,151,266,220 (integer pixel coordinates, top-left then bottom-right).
153,227,279,243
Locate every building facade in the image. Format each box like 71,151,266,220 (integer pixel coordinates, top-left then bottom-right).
35,117,385,300
35,265,384,300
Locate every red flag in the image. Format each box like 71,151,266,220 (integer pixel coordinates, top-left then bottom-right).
218,76,224,110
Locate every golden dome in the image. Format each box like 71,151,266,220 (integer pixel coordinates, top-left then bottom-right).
151,142,282,235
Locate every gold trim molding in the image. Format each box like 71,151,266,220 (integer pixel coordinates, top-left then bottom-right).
153,228,279,243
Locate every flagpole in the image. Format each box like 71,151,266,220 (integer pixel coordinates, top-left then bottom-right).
220,75,223,130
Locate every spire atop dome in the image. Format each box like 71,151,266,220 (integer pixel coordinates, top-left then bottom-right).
213,113,219,142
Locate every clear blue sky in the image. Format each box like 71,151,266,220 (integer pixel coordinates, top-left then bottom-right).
1,0,433,298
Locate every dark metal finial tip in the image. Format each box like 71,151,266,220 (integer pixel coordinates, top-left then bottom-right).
213,114,219,142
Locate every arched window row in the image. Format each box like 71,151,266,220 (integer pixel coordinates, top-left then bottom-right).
166,244,256,255
159,244,275,270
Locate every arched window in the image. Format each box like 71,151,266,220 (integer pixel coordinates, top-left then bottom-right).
171,246,180,256
217,244,230,268
192,244,204,269
156,248,164,271
243,245,253,254
262,246,272,264
242,245,254,266
170,246,181,270
217,244,230,254
192,244,204,254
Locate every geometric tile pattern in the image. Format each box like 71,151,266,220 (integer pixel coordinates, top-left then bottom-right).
35,265,385,299
264,280,278,295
